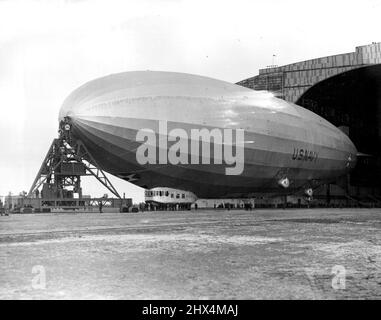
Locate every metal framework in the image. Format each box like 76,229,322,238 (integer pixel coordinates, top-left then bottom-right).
28,121,121,199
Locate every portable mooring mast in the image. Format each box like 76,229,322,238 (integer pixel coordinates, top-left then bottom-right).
27,119,129,212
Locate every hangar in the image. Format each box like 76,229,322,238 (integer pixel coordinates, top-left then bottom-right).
237,43,381,203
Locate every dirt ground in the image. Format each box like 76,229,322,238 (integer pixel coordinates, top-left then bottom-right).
0,208,380,299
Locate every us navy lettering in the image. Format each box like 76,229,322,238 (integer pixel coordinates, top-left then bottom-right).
292,148,318,162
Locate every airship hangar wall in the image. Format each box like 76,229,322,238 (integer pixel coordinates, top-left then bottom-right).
296,64,381,194
237,42,381,102
237,42,381,200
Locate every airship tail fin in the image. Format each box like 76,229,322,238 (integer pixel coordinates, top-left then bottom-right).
356,152,372,157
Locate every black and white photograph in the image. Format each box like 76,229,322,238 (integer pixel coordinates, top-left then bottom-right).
0,0,380,304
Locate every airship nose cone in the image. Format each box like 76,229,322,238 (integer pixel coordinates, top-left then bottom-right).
59,86,86,122
59,89,80,122
59,108,75,122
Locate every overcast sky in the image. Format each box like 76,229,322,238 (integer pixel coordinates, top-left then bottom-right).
0,0,380,202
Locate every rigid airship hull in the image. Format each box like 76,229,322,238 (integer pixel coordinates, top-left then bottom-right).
59,71,357,198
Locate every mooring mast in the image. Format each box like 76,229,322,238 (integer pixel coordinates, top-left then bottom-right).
28,119,121,200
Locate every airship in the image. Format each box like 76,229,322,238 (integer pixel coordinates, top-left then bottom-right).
59,71,357,198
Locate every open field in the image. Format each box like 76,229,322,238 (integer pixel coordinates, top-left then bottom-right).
0,208,380,299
